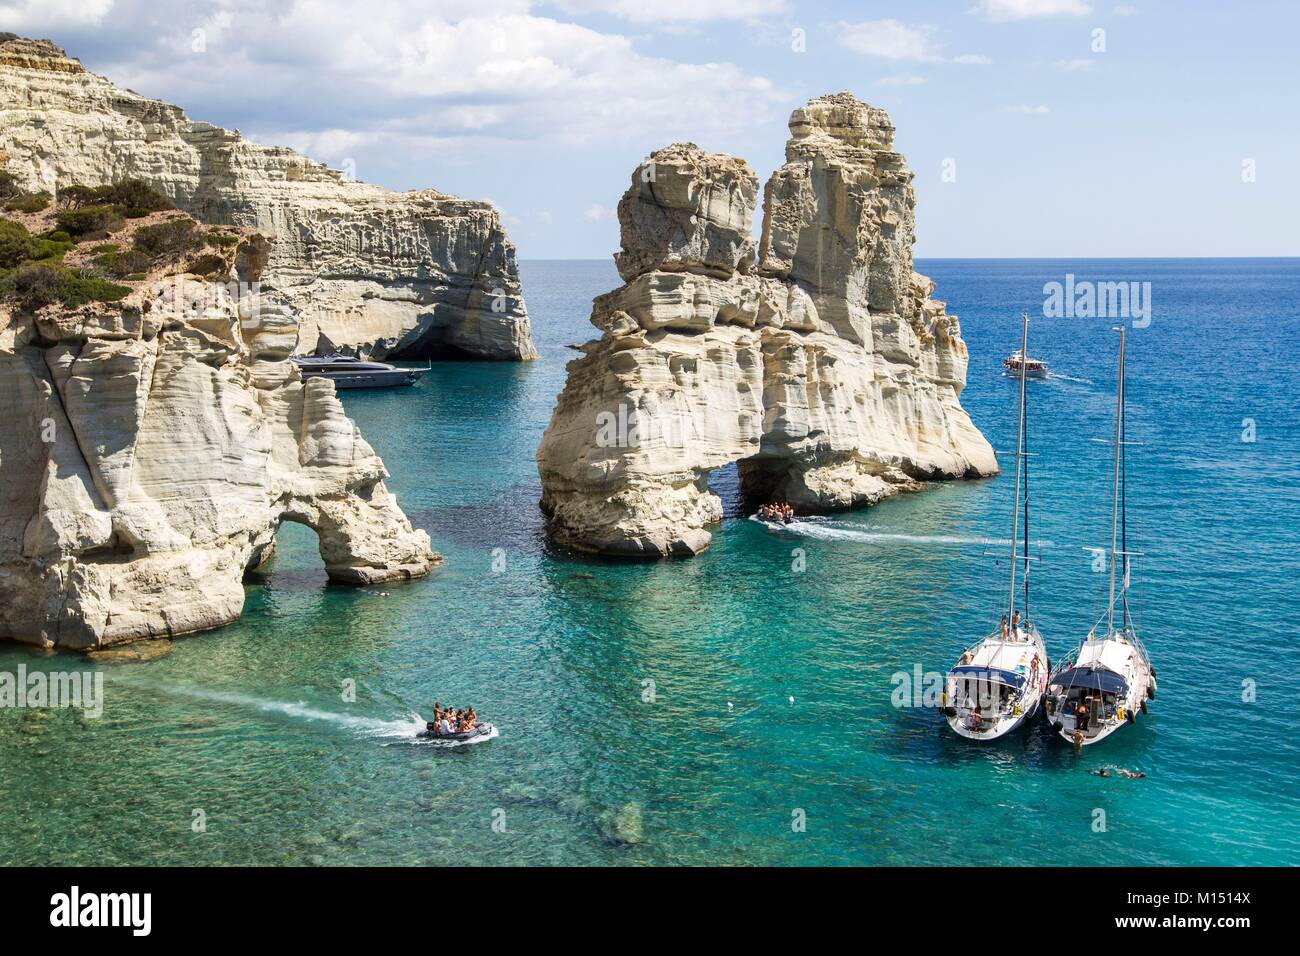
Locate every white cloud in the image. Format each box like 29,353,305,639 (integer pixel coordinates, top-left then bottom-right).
84,1,785,164
551,0,788,22
584,203,615,221
1004,104,1051,113
0,0,113,30
1113,4,1138,14
1053,58,1097,71
537,210,554,224
954,53,994,65
251,128,378,160
973,0,1092,21
878,75,927,87
838,19,942,61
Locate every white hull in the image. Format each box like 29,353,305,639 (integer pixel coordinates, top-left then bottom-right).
944,627,1049,742
946,695,1043,741
1046,634,1155,747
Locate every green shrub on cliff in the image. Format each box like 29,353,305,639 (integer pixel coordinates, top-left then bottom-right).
30,233,76,261
56,205,125,238
57,180,172,218
1,261,130,309
0,217,36,268
0,170,19,200
57,185,105,208
4,191,51,213
109,180,174,216
0,220,78,272
94,245,153,278
2,261,62,307
133,216,199,256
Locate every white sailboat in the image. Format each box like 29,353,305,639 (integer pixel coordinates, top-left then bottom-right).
1045,326,1157,747
943,313,1049,741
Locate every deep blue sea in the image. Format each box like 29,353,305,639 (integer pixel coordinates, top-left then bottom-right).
2,258,1297,865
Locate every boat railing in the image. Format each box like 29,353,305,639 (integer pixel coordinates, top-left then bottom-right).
1121,625,1153,670
1049,643,1080,680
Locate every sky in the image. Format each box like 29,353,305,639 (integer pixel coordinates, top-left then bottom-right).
3,0,1297,259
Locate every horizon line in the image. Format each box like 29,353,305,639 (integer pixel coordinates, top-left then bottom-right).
519,255,1300,262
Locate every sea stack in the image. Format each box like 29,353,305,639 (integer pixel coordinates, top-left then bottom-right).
536,92,997,557
0,205,437,650
0,36,536,361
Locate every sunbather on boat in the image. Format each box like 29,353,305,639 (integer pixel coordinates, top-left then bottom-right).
424,703,477,736
757,502,795,523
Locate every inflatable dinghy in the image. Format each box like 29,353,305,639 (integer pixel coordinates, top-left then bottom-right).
416,722,497,743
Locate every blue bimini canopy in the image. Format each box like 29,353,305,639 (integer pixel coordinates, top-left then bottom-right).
1052,666,1128,696
948,666,1025,690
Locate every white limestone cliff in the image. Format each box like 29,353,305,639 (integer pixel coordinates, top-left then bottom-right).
0,37,536,361
536,94,998,557
0,214,437,650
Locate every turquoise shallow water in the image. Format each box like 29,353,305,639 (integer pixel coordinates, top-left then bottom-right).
2,258,1298,865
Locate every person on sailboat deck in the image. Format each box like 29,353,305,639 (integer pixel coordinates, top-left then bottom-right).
1074,698,1092,729
1000,614,1009,639
970,707,984,732
1010,611,1022,637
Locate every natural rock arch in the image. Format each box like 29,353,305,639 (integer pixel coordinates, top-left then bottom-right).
536,94,998,557
0,221,436,649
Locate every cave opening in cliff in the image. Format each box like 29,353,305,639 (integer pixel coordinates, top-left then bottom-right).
707,456,802,519
706,462,745,519
244,519,330,589
737,456,799,509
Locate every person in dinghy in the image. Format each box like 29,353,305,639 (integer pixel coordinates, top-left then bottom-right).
417,702,496,742
756,501,795,524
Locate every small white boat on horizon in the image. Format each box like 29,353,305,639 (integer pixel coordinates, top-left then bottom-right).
1045,326,1156,748
1003,320,1050,379
943,312,1049,741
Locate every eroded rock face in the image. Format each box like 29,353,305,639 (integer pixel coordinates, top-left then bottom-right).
0,221,437,650
0,37,535,361
536,96,998,557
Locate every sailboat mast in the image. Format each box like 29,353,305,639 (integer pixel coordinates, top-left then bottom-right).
1023,354,1031,623
1107,326,1126,636
1007,312,1029,624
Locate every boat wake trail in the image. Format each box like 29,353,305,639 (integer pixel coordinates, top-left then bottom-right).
751,515,1053,549
113,677,425,740
415,724,501,749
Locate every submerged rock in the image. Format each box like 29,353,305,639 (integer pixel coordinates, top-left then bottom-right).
0,211,437,650
0,37,535,361
85,639,173,663
537,93,998,556
599,801,646,846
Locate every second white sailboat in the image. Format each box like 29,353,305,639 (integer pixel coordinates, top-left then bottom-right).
1044,326,1157,747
